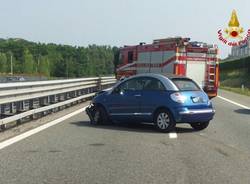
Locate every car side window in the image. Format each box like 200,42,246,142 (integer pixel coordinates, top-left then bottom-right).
143,78,165,91
119,78,144,91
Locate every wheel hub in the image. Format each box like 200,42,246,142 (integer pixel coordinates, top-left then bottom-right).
157,112,170,129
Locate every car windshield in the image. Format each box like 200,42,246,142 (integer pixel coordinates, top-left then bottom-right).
171,78,200,91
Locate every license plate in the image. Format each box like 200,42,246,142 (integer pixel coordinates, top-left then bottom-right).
192,97,204,103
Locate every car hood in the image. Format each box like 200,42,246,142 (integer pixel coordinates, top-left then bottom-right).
96,88,112,96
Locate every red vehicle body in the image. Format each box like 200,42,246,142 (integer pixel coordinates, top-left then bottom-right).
115,37,219,98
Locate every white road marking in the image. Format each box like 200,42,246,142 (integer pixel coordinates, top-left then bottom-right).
0,106,87,150
217,95,250,110
169,132,178,139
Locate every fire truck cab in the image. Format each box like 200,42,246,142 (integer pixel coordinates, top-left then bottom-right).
115,37,219,98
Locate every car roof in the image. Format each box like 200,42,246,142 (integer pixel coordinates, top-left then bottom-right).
116,73,184,91
161,73,191,80
128,73,191,81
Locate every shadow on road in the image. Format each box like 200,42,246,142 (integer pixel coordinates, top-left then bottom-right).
175,127,195,133
71,121,196,134
234,109,250,115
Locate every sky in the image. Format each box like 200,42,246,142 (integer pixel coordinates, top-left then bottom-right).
0,0,250,58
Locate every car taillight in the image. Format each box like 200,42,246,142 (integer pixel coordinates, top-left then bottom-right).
170,92,187,104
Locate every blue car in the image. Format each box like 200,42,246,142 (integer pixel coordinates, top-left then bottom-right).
86,73,215,132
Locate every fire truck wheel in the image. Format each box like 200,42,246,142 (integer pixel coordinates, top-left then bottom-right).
190,121,209,131
154,109,176,133
91,105,108,125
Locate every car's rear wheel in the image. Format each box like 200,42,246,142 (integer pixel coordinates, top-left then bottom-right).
190,121,209,131
91,105,108,125
154,109,176,132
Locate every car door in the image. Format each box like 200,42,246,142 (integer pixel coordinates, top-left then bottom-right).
139,77,166,122
107,77,143,122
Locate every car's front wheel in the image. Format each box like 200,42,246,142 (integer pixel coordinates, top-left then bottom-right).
91,105,108,125
190,121,209,131
154,109,176,132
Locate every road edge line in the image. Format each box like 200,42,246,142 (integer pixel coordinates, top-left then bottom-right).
0,106,87,150
217,95,250,110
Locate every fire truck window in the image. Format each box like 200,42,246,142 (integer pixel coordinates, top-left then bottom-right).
128,51,133,63
143,78,165,91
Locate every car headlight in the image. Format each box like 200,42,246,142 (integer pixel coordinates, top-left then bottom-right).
170,92,187,104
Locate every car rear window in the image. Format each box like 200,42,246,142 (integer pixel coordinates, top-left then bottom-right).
171,78,200,91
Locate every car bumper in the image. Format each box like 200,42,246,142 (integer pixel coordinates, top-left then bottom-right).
179,109,215,115
174,108,215,123
85,104,95,122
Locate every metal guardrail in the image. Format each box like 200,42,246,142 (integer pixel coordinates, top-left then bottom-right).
0,76,116,129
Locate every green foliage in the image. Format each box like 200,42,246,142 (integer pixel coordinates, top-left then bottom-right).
220,57,250,88
23,49,35,74
220,86,250,97
0,38,116,77
112,46,120,68
0,52,7,73
220,56,250,72
39,56,50,77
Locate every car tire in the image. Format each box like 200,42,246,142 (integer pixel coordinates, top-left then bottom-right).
154,109,176,133
190,121,209,131
91,105,109,125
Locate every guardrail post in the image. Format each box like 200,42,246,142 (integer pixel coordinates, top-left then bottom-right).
10,102,16,115
16,119,22,125
0,105,2,119
1,103,11,117
97,77,102,91
0,124,6,131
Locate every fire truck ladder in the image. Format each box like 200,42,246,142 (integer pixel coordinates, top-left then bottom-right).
206,55,216,90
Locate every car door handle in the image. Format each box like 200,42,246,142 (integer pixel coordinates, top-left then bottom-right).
134,94,141,97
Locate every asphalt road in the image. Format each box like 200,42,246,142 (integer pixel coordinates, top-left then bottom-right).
0,90,250,184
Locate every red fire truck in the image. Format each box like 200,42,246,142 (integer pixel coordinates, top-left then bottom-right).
115,37,219,98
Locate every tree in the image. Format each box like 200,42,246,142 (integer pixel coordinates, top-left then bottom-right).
0,38,115,77
0,53,7,73
23,49,35,74
112,47,120,71
39,56,50,77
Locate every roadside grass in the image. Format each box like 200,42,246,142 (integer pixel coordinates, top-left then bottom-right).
219,57,250,97
220,86,250,97
220,69,250,97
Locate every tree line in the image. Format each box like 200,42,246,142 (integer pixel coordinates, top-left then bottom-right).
0,38,118,78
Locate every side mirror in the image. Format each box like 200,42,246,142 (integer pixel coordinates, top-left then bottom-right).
113,87,125,95
113,87,120,94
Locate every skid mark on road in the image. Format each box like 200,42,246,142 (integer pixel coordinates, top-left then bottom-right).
217,95,250,110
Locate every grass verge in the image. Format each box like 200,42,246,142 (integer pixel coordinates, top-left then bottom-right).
220,86,250,97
